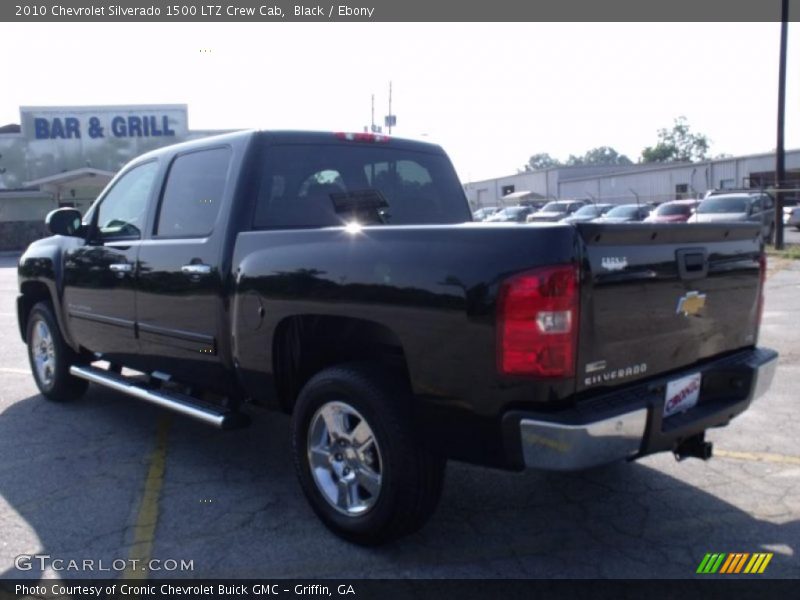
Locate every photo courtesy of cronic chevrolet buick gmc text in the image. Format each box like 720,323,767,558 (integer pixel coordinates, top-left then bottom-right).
17,131,777,545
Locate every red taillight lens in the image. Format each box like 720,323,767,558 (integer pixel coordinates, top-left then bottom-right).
334,132,390,143
497,264,579,378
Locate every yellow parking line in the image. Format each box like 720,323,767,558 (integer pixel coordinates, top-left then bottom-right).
715,449,800,466
123,414,171,579
0,367,31,375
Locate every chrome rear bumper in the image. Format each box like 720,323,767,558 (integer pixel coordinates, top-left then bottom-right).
518,349,778,471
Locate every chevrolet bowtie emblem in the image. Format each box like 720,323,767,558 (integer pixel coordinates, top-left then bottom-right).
677,291,707,316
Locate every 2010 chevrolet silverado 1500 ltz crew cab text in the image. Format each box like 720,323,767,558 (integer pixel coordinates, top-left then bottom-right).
17,131,778,544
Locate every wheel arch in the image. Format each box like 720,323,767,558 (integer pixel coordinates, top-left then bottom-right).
271,314,411,413
18,280,54,341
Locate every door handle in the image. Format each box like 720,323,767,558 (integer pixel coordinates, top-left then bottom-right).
109,263,133,274
181,264,212,276
676,248,708,281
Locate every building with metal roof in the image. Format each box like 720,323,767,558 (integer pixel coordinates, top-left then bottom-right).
464,150,800,209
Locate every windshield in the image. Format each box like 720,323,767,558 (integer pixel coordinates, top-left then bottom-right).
498,207,525,217
604,205,640,218
573,205,600,217
655,203,693,216
540,202,571,213
697,196,749,214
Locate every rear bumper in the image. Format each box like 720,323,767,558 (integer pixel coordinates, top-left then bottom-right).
503,347,778,471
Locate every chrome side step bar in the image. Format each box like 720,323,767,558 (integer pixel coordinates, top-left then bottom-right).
69,365,247,429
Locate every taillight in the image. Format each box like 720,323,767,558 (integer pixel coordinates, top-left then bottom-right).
334,132,390,143
497,264,579,378
756,252,766,334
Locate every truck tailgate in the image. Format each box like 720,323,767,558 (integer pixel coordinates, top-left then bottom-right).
575,222,762,393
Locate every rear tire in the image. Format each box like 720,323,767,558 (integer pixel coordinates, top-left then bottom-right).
26,301,88,401
291,363,445,545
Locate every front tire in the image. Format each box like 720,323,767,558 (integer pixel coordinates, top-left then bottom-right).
291,363,445,545
26,301,88,401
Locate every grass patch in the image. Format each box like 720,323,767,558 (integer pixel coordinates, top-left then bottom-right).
766,244,800,260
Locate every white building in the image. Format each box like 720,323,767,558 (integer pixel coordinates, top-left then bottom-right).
464,150,800,209
0,104,231,250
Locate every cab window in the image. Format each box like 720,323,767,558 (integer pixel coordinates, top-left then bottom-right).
96,162,158,241
156,147,231,238
253,144,470,229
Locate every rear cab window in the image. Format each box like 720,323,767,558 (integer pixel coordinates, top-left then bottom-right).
253,142,470,229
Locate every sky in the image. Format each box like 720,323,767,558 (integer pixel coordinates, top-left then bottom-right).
0,22,797,182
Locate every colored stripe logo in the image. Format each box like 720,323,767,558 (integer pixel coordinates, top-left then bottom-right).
696,552,773,574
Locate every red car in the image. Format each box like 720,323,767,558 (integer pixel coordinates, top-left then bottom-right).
644,199,699,223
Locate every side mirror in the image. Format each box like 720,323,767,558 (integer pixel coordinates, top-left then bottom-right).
46,208,83,237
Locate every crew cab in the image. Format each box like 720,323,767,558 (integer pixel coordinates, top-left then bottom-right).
17,131,777,544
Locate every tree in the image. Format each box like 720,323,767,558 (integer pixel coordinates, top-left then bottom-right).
522,153,561,172
565,146,633,166
641,116,710,163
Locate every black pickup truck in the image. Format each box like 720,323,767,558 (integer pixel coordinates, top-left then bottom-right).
17,130,777,544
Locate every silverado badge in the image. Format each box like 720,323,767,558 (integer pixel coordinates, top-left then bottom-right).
677,291,706,316
601,257,628,271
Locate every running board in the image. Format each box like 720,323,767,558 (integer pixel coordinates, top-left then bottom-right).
69,365,248,429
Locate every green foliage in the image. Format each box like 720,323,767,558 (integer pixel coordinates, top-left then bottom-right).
566,146,633,166
522,146,633,172
641,116,710,163
522,153,561,171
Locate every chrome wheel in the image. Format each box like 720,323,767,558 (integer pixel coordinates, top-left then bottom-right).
307,400,383,516
31,318,56,389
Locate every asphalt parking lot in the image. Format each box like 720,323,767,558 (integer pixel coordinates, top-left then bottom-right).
1,248,799,580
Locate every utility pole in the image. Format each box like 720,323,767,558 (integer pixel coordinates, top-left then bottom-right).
775,0,788,250
383,81,396,135
371,94,375,133
388,81,393,135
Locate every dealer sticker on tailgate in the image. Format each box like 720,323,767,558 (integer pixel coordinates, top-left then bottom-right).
663,372,702,418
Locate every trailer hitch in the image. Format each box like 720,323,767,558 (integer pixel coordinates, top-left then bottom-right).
673,433,713,461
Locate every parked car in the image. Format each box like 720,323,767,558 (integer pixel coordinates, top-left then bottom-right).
592,204,652,223
526,200,587,223
644,199,700,224
782,203,800,229
695,192,776,242
17,130,777,545
519,199,548,211
560,203,615,224
472,206,500,221
485,205,535,223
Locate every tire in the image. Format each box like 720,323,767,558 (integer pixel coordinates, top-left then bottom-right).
291,363,445,545
26,301,88,401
